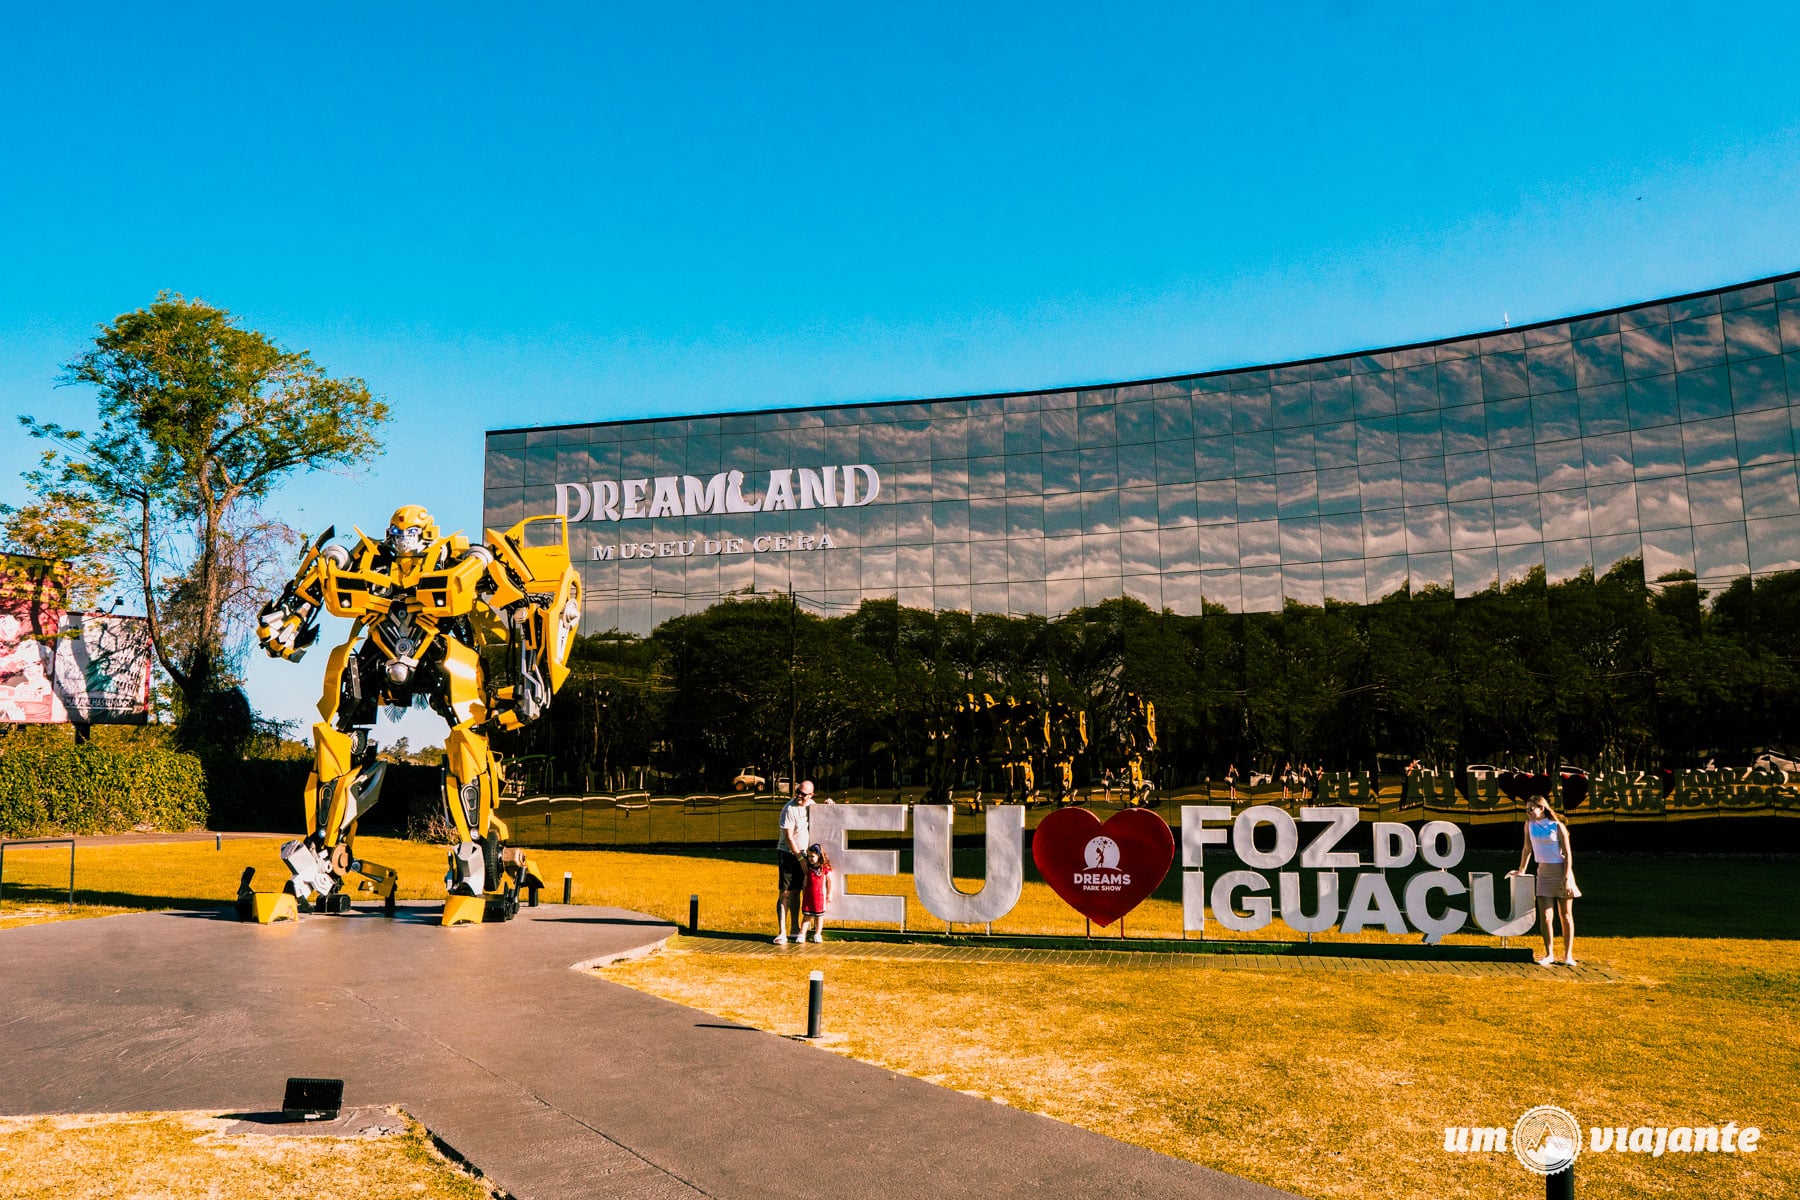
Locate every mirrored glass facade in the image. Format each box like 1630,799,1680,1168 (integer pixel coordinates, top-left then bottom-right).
485,272,1800,636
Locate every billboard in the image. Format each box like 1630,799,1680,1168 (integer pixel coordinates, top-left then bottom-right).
0,553,153,725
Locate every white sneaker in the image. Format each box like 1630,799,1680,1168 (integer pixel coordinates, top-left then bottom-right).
1535,955,1556,966
811,931,824,943
773,934,788,945
1562,957,1579,967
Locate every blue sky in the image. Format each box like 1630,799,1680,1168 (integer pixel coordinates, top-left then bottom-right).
4,2,1800,739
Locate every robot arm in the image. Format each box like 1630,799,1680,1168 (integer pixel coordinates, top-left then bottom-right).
476,517,583,731
257,528,347,661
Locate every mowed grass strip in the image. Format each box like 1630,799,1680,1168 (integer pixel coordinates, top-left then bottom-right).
0,1110,496,1200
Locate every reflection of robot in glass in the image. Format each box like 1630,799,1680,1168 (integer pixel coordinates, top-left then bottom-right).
243,505,580,926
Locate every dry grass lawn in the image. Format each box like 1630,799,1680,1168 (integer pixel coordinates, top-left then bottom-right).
0,1110,496,1200
3,836,1796,1198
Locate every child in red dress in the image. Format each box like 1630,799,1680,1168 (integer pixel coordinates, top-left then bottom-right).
797,844,833,944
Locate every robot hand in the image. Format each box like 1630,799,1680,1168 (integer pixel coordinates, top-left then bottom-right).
257,593,319,661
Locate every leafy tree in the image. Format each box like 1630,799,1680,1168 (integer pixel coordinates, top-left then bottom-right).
18,293,389,752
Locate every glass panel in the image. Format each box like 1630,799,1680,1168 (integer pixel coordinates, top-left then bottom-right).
1195,436,1235,480
1398,409,1443,459
972,496,1015,536
1498,541,1544,586
1314,376,1354,422
1279,517,1321,562
1232,389,1273,433
1437,357,1483,406
1155,439,1196,484
1481,350,1528,400
1363,508,1407,556
1038,409,1077,453
1201,568,1242,612
1234,430,1275,476
1120,487,1158,530
1682,418,1739,473
1238,519,1280,567
1318,465,1361,513
1044,534,1083,579
1631,425,1685,479
1042,449,1082,493
1394,365,1439,413
1730,356,1788,413
1528,343,1576,394
967,456,1005,498
1724,304,1782,360
1241,566,1283,613
1622,324,1675,379
1158,483,1198,527
1692,521,1749,578
1637,474,1689,531
1196,480,1237,525
1322,560,1366,605
1120,530,1159,575
1162,570,1203,615
1543,538,1593,583
1160,526,1200,571
1452,548,1500,596
1319,513,1364,560
1440,403,1487,454
1083,577,1124,607
970,540,1008,584
1005,496,1045,538
1735,408,1794,466
1587,482,1639,536
1352,371,1396,417
1277,471,1320,517
1485,397,1535,447
1274,426,1317,474
1449,499,1495,548
1401,457,1447,506
1535,439,1586,490
1042,493,1081,537
1155,397,1195,441
1405,505,1451,554
1641,526,1695,581
1008,539,1046,581
1583,433,1635,485
1671,314,1727,371
934,542,971,586
1492,493,1543,545
1078,405,1117,444
1686,470,1745,524
1740,462,1800,518
1358,460,1404,509
1365,555,1409,602
1574,335,1625,389
1445,451,1492,501
1532,390,1582,441
1196,525,1239,570
1314,420,1359,469
1082,490,1120,533
1747,515,1800,572
1082,532,1122,576
1272,383,1312,428
1356,417,1399,463
1678,366,1732,421
1282,562,1324,606
1118,446,1157,490
1238,476,1278,522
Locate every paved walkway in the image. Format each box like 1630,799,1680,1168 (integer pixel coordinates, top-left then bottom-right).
680,934,1623,981
0,904,1292,1200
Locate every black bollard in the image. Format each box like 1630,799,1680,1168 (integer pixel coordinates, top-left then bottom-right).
806,970,824,1039
562,872,573,905
1546,1166,1574,1199
527,883,540,908
215,833,222,851
688,893,700,934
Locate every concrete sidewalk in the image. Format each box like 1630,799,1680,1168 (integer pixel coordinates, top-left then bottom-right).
0,904,1293,1200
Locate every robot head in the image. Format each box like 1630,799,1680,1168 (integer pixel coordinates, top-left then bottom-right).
384,505,438,558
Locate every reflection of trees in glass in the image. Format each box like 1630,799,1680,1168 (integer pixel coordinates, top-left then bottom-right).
504,564,1800,794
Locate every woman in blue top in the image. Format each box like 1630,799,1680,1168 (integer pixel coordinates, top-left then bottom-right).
1508,794,1580,966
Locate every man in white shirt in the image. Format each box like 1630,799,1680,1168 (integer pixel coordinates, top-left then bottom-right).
773,781,815,944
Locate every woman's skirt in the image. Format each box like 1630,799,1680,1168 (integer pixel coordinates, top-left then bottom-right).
1534,861,1575,899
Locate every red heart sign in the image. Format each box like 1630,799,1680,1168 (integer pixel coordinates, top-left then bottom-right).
1031,807,1175,927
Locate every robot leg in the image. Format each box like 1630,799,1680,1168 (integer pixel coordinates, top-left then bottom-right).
440,722,545,926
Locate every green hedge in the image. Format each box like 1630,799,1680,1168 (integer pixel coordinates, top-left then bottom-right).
206,758,444,838
0,745,208,837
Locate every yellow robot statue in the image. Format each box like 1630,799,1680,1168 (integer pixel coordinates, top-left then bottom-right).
245,506,580,926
